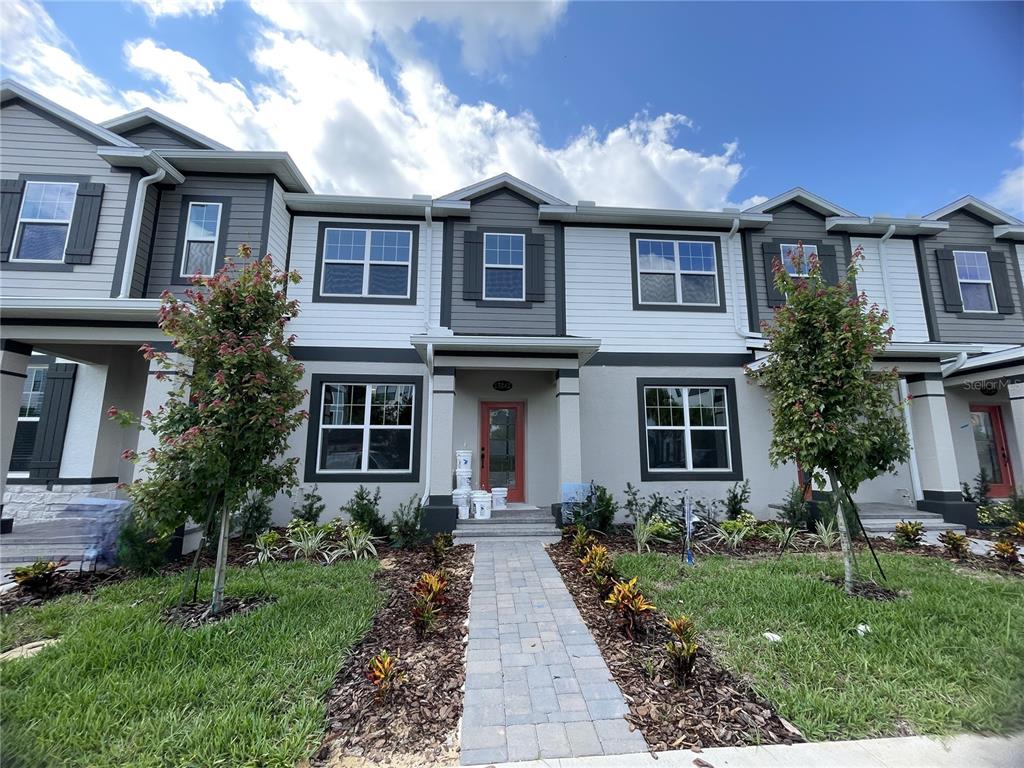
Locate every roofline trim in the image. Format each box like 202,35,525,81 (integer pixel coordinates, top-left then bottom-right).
99,107,230,151
0,78,137,148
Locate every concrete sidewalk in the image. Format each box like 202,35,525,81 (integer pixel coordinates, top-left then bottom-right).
480,732,1024,768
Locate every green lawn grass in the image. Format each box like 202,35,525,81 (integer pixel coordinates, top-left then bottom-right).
615,551,1024,741
0,560,381,768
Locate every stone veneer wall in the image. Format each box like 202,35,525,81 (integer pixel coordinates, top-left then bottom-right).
2,483,119,523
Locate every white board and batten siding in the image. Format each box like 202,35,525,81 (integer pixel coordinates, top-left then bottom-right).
850,236,930,343
0,101,131,298
287,216,442,347
564,227,750,353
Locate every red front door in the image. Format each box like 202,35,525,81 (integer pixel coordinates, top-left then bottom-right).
969,404,1015,498
480,402,525,502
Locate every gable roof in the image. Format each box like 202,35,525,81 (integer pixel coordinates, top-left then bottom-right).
744,186,856,217
925,195,1022,226
438,172,568,205
0,79,136,148
100,107,230,151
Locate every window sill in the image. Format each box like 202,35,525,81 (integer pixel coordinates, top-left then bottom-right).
633,302,726,314
312,294,418,305
475,299,534,309
1,261,74,273
639,468,742,481
302,470,420,483
954,312,1007,320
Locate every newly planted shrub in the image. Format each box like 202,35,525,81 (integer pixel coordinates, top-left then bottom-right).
664,614,699,686
894,520,924,549
233,490,273,541
430,532,454,566
979,501,1018,528
328,524,379,561
576,482,617,533
115,515,167,573
570,524,595,557
811,519,840,550
991,539,1020,566
580,543,615,594
779,483,810,528
10,559,68,594
411,594,441,638
292,485,325,526
724,479,751,520
367,650,404,701
286,520,329,560
647,514,678,540
961,470,991,508
604,577,656,640
761,522,796,550
343,485,388,539
938,530,969,559
1008,521,1024,540
391,496,425,548
710,520,749,550
413,570,449,605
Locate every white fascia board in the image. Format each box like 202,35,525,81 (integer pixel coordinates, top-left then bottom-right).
284,193,430,217
96,147,186,184
1,78,136,148
954,346,1024,372
156,150,312,192
825,216,948,237
744,187,856,217
99,107,230,151
994,225,1024,241
925,195,1023,225
748,340,984,360
0,297,162,321
410,333,602,363
538,204,772,230
437,172,568,205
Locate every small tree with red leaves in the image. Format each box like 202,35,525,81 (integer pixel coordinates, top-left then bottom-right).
112,245,306,613
745,243,909,593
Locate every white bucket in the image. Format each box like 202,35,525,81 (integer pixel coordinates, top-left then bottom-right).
471,490,492,520
455,469,472,490
453,488,471,520
491,487,508,510
455,450,473,470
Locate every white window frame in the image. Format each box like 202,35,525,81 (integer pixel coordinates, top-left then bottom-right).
643,385,731,473
180,201,223,278
953,250,997,314
779,243,817,277
482,232,526,301
317,382,416,474
8,365,48,479
319,227,413,299
635,238,719,306
11,181,78,264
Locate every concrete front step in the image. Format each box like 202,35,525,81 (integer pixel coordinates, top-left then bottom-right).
455,524,560,539
861,518,966,534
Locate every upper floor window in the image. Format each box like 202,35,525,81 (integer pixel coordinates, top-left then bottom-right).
483,233,525,300
318,382,415,473
13,181,77,262
779,243,817,277
953,250,996,313
181,202,222,277
636,238,718,306
321,228,412,298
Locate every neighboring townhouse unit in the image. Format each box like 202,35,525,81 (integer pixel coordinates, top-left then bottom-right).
2,79,1022,538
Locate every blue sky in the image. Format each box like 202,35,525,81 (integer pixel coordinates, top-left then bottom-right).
4,1,1022,215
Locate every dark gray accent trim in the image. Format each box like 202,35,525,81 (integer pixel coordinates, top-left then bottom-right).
169,170,298,198
636,377,743,481
1,97,109,146
629,233,727,313
912,237,940,341
0,178,25,261
956,312,1006,320
2,318,159,329
462,229,483,301
433,389,456,395
434,366,456,376
554,222,566,336
475,300,533,308
1,369,28,379
741,229,759,332
909,393,945,399
5,476,119,487
119,123,206,150
587,352,753,367
555,392,579,398
422,495,457,534
440,219,454,327
310,221,419,305
141,185,163,298
1,261,73,272
290,346,421,363
64,182,105,263
437,350,576,360
259,175,274,259
555,221,741,232
110,169,143,297
555,369,579,379
28,363,76,481
171,194,232,286
304,373,423,483
525,231,546,302
922,490,964,502
1,340,33,354
289,212,429,222
916,496,978,527
905,372,943,383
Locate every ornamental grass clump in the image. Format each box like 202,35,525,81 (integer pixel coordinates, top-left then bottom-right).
894,520,925,549
664,614,699,686
604,577,656,640
938,530,969,559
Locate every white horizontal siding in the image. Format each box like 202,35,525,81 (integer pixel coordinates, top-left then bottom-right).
851,236,929,342
287,216,436,347
564,227,749,353
0,102,131,298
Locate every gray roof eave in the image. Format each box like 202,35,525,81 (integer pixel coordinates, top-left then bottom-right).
825,216,949,237
155,150,312,192
537,204,772,229
96,147,186,184
282,194,470,217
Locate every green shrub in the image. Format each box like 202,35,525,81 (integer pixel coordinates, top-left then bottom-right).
232,491,273,542
990,539,1020,566
342,485,389,538
10,559,67,594
724,479,751,520
779,483,810,528
894,520,924,548
115,515,167,573
979,501,1020,528
938,530,969,559
292,485,325,526
570,523,595,557
575,482,617,532
647,514,679,540
430,532,454,566
390,496,425,548
327,523,379,561
665,615,699,686
961,470,991,507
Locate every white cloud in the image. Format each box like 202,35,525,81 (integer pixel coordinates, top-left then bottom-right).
129,0,224,21
1,0,760,210
985,135,1024,217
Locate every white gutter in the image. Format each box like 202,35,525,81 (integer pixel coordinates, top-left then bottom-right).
898,377,923,502
877,224,897,324
942,351,969,377
423,204,434,331
420,343,435,509
728,217,760,339
119,167,166,298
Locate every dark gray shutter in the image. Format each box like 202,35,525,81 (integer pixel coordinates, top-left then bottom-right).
761,242,784,305
989,251,1016,315
0,179,25,262
463,231,483,300
9,422,38,473
64,183,105,264
28,363,77,481
935,249,964,313
818,245,839,284
525,232,545,301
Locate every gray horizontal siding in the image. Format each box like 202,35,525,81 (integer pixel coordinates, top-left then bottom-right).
921,210,1024,344
120,123,204,150
750,201,848,324
145,175,270,298
0,101,132,298
450,189,556,335
129,185,159,297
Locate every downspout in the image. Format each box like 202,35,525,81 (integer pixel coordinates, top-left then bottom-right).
420,342,435,509
898,377,923,502
729,217,760,339
877,224,897,320
942,351,968,377
423,204,434,331
119,166,166,298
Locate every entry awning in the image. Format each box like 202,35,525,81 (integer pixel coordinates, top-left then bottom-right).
410,333,602,367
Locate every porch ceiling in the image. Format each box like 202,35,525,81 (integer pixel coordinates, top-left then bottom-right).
410,333,601,367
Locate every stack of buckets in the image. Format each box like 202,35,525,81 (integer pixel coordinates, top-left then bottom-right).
453,450,492,520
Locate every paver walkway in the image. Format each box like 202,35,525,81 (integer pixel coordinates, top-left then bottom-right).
461,540,647,766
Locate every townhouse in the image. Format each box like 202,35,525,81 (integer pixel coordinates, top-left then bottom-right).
1,80,1022,537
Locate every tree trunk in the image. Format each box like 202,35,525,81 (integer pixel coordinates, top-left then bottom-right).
827,468,856,594
210,497,231,614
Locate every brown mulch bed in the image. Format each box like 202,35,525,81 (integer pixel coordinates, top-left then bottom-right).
865,535,1022,577
161,595,276,629
821,576,903,601
547,537,804,751
313,544,472,768
0,568,132,614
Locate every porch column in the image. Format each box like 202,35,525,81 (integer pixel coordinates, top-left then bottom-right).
135,354,185,480
0,340,33,502
1008,380,1024,487
556,370,582,488
906,374,977,526
423,367,457,533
